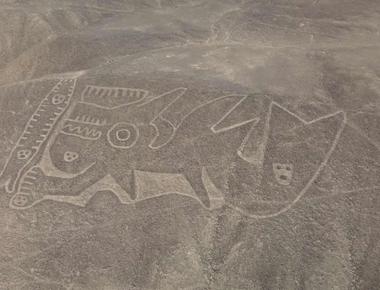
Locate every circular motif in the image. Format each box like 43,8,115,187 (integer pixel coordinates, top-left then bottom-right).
17,149,32,160
116,129,131,141
63,151,79,162
107,122,139,149
51,94,66,105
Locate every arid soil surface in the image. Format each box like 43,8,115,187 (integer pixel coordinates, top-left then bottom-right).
0,1,379,289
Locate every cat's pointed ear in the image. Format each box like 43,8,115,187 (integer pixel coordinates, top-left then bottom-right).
267,105,346,160
211,95,260,134
268,102,306,133
238,101,305,164
301,110,346,148
268,102,346,138
238,101,346,165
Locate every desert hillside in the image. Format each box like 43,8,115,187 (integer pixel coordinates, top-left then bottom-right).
0,1,379,289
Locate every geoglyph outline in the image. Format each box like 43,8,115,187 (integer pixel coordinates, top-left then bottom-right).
1,81,347,220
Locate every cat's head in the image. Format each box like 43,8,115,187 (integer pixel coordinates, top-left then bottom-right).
228,102,346,217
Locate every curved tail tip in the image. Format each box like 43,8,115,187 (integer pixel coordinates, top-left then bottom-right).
9,193,38,210
0,174,16,194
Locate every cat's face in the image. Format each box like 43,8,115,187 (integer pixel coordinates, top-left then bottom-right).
227,102,345,216
272,163,293,186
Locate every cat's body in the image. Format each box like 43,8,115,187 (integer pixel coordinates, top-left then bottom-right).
1,80,346,218
6,84,258,210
